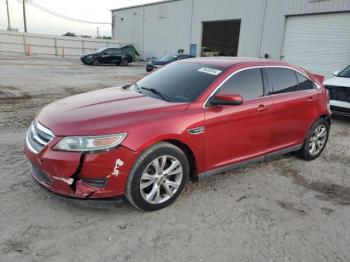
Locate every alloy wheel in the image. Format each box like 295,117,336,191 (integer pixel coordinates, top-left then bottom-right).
308,125,327,156
140,155,183,204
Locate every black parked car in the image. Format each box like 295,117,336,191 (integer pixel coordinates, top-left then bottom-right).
146,54,195,72
81,45,139,66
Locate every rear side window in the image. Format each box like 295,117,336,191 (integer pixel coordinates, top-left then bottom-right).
105,49,114,55
297,73,315,90
218,69,264,100
267,68,298,95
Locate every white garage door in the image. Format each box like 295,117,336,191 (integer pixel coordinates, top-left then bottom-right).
282,12,350,78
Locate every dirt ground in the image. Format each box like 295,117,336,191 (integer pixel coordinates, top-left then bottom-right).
0,55,349,262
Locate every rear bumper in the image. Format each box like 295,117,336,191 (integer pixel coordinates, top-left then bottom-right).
25,142,138,199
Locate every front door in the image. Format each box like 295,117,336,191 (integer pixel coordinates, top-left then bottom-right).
100,49,113,64
205,68,272,171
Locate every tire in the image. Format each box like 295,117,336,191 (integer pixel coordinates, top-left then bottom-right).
121,58,129,66
125,142,189,211
146,66,153,72
115,61,121,66
92,59,100,66
296,118,330,161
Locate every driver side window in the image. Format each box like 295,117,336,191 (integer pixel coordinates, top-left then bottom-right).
218,68,264,100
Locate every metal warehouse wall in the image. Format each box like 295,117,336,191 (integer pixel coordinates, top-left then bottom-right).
112,0,350,59
113,0,193,58
260,0,350,60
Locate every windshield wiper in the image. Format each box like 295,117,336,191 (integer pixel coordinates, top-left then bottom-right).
141,87,170,102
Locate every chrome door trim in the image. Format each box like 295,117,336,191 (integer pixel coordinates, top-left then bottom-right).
203,65,320,109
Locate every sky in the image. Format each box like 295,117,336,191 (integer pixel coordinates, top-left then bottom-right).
0,0,163,37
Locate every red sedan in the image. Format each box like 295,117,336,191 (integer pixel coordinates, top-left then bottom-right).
25,58,331,211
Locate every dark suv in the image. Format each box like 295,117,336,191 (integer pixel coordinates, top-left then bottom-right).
81,46,139,66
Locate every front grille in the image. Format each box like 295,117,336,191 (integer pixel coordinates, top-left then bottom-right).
26,120,54,153
325,85,350,103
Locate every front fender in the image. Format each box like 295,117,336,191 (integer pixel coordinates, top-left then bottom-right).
124,132,206,175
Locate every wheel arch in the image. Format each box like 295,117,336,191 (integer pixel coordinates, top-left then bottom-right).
131,136,199,182
164,139,198,182
320,114,331,127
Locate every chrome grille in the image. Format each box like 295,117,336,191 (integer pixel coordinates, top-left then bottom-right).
26,120,54,153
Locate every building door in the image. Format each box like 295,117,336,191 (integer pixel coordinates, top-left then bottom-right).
201,20,241,57
281,12,350,77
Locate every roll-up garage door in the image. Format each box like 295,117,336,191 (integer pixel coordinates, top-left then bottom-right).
282,12,350,77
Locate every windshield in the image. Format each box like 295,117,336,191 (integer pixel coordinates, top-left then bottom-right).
130,62,224,102
96,47,109,53
338,65,350,78
161,55,176,61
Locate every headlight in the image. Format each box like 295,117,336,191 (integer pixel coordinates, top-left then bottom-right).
54,133,127,152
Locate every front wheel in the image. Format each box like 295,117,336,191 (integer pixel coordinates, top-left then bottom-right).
296,118,330,161
125,142,189,211
92,58,100,66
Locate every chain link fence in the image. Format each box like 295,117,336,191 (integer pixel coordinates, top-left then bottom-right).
0,30,129,57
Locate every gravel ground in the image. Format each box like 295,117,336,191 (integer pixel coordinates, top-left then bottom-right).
0,55,349,262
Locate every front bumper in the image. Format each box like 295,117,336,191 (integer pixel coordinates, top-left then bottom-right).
330,100,350,117
25,141,138,199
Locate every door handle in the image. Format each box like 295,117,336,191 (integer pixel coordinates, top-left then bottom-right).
256,105,270,112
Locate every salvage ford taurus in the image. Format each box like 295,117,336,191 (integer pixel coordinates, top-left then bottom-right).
25,58,331,211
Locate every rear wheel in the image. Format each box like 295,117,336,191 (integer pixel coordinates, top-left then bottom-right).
121,58,129,66
125,142,189,211
296,118,329,160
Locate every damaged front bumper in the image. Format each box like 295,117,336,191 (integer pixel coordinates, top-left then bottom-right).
24,140,138,199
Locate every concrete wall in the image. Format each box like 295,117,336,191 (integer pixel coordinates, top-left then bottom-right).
112,0,350,60
0,30,128,57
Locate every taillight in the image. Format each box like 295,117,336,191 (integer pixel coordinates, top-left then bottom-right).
314,74,325,84
326,89,331,112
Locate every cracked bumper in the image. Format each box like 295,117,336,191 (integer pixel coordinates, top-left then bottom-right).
24,142,138,199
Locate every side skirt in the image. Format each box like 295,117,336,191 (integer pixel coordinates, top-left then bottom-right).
198,144,302,180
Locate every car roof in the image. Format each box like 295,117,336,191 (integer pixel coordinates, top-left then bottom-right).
179,57,296,69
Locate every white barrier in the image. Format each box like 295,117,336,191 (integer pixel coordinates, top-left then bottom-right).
0,30,129,57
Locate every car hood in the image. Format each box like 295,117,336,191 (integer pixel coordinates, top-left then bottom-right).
324,76,350,87
150,59,171,65
37,87,188,136
81,53,97,58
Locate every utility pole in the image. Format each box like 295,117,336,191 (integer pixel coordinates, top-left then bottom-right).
96,26,100,39
22,0,28,33
6,0,11,31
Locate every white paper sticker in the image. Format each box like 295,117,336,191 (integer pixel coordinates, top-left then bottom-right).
198,67,222,76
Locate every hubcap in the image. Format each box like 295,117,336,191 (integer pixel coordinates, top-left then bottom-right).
308,125,327,156
140,155,183,204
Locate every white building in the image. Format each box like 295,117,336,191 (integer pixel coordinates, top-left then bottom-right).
111,0,350,76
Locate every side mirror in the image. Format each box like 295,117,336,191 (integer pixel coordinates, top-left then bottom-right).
333,71,339,76
209,92,243,106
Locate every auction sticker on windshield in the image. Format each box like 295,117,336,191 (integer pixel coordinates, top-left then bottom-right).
198,67,222,76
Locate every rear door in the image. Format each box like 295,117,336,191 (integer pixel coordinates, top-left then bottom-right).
266,67,319,151
205,68,273,170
